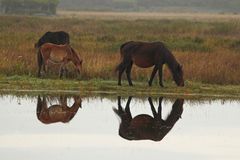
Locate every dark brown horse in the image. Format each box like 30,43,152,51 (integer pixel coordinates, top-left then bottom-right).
113,96,184,141
37,95,82,124
37,43,83,78
116,41,184,87
34,31,70,49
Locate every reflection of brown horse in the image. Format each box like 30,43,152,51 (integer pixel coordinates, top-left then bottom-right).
37,95,82,124
37,43,83,78
116,41,184,87
113,96,184,141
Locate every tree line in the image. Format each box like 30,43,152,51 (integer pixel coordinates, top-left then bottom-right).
0,0,59,15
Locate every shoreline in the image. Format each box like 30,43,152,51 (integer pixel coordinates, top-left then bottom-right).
1,75,240,99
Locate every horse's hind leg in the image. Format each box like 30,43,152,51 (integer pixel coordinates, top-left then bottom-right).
126,61,133,86
158,64,164,87
37,50,42,77
37,64,42,77
59,67,64,78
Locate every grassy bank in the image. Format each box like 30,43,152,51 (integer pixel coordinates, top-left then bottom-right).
0,14,240,85
0,75,240,98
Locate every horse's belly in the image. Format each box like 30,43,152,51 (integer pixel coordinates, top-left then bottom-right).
130,115,154,128
48,106,67,120
49,51,67,63
133,56,154,68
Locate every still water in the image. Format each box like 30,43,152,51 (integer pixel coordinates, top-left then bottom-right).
0,94,239,160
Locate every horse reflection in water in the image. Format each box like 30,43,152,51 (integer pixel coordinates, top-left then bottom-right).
37,95,82,124
113,97,184,141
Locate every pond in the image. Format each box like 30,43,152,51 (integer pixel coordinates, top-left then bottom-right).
0,93,239,160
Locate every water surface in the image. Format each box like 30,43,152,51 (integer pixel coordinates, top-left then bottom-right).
0,94,239,160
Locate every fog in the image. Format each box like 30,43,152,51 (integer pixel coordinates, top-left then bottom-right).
58,0,240,13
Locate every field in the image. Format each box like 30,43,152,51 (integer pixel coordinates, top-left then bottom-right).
0,12,240,88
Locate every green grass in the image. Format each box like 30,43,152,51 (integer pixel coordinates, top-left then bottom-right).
1,75,240,98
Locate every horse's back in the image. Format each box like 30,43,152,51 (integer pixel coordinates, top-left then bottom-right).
43,31,69,43
36,31,70,48
120,41,164,68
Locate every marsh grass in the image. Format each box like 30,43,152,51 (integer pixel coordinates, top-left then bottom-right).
0,15,240,84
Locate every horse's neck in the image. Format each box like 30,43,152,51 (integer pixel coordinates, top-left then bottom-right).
70,102,81,111
164,50,178,73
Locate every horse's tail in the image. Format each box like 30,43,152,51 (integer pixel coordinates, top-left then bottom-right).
37,49,43,67
120,41,132,54
115,41,132,72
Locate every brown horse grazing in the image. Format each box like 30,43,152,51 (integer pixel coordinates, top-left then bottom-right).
113,96,184,141
37,43,83,78
37,95,82,124
116,41,184,87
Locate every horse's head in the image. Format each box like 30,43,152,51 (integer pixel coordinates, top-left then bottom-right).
173,64,184,86
71,47,83,75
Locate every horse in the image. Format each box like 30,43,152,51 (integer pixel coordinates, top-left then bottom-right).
113,96,184,141
34,31,70,49
37,43,83,78
37,95,82,124
116,41,184,87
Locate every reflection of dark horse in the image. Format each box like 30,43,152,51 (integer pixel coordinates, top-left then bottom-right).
113,96,184,141
37,43,83,78
116,41,184,87
35,31,70,49
37,95,82,124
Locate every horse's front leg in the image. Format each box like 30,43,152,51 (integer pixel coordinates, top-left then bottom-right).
148,97,157,118
148,65,158,86
59,63,66,78
158,64,164,87
64,67,68,77
157,97,163,120
124,96,133,121
117,62,126,86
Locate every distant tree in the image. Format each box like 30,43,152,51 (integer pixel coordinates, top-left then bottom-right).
1,0,59,15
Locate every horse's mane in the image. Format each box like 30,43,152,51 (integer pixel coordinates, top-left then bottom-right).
161,44,179,74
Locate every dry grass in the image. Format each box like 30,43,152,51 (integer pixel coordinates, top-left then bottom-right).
58,11,240,21
0,14,240,84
